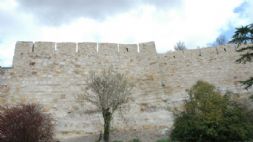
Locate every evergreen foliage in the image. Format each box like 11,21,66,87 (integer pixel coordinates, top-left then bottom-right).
171,81,253,142
230,23,253,89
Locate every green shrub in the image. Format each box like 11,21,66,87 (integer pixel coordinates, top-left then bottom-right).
156,138,170,142
171,81,253,142
131,138,141,142
250,94,253,101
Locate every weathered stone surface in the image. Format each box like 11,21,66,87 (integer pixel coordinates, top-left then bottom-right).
34,41,55,56
119,44,138,55
78,42,97,55
0,41,252,138
13,41,33,69
56,42,77,56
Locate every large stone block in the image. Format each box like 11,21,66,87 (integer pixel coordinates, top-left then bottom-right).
14,41,33,55
34,42,55,56
119,44,138,55
139,41,156,56
13,41,33,68
78,42,97,55
56,42,76,56
98,43,118,55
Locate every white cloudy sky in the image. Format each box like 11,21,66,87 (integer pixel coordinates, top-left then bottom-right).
0,0,252,67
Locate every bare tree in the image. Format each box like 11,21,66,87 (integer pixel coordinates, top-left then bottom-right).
174,41,187,51
215,34,227,46
79,68,133,142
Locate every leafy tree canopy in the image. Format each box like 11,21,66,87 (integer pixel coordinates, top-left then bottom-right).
171,81,253,142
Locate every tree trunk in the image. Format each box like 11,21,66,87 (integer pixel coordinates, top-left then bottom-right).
103,108,112,142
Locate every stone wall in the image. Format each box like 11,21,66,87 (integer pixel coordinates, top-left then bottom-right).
0,41,252,138
159,45,253,108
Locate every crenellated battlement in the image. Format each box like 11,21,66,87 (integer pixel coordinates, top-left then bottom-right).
12,41,157,70
14,41,156,56
12,41,243,72
13,41,240,68
13,41,238,60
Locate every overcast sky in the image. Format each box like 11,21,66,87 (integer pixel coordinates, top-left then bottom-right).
0,0,252,67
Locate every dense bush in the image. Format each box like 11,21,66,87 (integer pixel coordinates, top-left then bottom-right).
131,138,141,142
156,138,170,142
0,103,54,142
171,81,253,142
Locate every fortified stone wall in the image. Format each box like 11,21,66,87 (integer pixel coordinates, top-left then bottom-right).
159,46,253,107
0,41,252,138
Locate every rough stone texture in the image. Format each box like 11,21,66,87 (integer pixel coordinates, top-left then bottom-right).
34,42,55,56
0,41,253,138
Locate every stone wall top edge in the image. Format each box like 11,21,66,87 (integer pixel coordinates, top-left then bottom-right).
34,41,55,44
16,41,156,45
78,42,97,45
15,41,33,48
159,45,237,57
15,42,239,57
118,43,137,46
138,41,156,55
16,41,34,44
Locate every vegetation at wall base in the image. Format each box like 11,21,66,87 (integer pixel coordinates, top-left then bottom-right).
170,81,253,142
156,138,170,142
131,138,141,142
0,103,54,142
